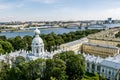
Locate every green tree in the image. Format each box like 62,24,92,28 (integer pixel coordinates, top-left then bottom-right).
0,44,4,54
115,31,120,38
0,40,13,54
8,67,22,80
117,44,120,47
53,51,85,80
55,35,64,45
0,36,7,41
0,61,10,80
14,56,25,66
14,36,26,50
44,59,68,80
23,35,32,50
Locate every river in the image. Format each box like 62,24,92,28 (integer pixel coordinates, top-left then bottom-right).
0,28,81,38
1,23,120,38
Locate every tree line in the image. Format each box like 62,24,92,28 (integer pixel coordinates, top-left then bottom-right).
115,31,120,47
0,51,106,80
0,29,100,54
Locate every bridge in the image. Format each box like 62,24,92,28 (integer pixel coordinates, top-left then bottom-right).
59,21,91,29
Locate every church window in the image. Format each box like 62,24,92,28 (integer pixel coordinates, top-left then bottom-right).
36,48,39,53
41,48,42,52
92,63,95,70
109,71,111,75
102,69,104,72
36,43,38,45
87,62,89,67
97,65,100,72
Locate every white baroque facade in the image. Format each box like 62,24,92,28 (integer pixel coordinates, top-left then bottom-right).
0,28,120,80
31,28,44,58
84,53,120,80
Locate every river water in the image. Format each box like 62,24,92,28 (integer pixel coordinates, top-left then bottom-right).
0,28,81,38
1,23,120,38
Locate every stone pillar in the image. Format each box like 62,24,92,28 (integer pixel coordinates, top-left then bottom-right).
117,74,119,80
100,66,103,76
95,64,97,72
89,63,92,73
104,67,106,77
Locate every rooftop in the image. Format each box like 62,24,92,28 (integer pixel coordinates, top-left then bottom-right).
84,53,120,69
84,43,119,49
87,28,120,42
61,37,88,47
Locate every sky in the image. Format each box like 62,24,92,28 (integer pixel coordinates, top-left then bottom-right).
0,0,120,22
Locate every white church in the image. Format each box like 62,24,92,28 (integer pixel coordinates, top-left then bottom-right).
0,28,120,80
0,28,62,61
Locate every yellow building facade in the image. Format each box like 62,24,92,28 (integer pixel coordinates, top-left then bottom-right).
60,38,88,52
82,43,119,58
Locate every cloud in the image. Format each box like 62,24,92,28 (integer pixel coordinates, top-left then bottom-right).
28,0,59,4
15,3,24,8
0,4,9,10
107,8,120,14
0,2,25,11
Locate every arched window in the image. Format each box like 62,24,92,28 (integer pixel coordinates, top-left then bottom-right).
41,48,42,52
36,43,38,45
102,69,104,72
36,48,39,53
109,71,111,75
87,62,89,67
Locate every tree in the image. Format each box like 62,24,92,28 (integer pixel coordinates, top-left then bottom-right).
14,56,25,66
117,44,120,47
0,36,7,41
55,35,64,45
0,61,10,80
45,35,56,51
7,37,15,50
0,40,14,54
14,36,26,50
8,67,22,80
44,59,68,80
53,51,85,80
0,44,4,54
23,35,32,50
115,31,120,38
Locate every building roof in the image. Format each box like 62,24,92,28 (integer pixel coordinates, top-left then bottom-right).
84,53,120,69
83,53,103,64
84,43,119,49
32,28,43,46
61,37,88,47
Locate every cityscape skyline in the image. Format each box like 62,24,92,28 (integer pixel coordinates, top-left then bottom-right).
0,0,120,22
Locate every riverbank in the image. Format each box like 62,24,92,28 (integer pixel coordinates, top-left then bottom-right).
0,28,81,38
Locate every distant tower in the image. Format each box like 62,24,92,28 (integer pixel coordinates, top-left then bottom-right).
31,28,44,57
108,18,112,24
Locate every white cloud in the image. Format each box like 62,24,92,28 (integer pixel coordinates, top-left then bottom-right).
0,3,24,11
0,4,9,10
107,8,120,14
16,3,24,8
28,0,59,4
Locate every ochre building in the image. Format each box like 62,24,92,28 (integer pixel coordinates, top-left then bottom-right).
82,43,119,58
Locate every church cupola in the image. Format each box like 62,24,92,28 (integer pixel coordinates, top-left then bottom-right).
31,28,44,57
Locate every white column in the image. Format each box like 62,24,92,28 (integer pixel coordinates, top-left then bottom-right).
104,67,106,77
35,47,36,56
89,63,92,73
85,62,87,71
100,66,103,76
42,46,44,53
95,64,97,72
106,68,109,78
111,69,114,79
117,74,119,80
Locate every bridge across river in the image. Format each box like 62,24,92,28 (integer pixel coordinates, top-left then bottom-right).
60,22,120,29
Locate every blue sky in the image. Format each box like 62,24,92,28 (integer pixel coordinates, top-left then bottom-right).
0,0,120,21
